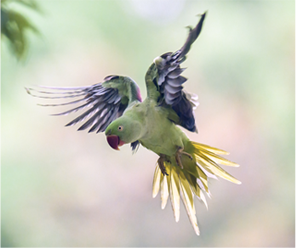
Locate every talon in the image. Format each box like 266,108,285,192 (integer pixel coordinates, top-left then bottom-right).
184,152,193,160
175,153,183,169
175,147,193,169
158,155,169,176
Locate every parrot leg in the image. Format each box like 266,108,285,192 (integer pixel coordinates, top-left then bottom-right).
158,155,169,176
175,147,193,169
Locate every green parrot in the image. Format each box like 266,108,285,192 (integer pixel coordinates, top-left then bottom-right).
27,12,240,235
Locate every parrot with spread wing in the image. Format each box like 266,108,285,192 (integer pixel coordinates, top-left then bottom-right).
26,12,240,235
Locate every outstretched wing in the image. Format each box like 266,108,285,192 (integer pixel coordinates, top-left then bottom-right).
145,12,207,132
26,75,142,134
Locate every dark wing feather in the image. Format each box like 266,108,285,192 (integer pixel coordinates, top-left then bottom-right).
152,12,206,132
26,76,142,133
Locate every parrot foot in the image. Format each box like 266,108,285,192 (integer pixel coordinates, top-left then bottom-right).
158,155,169,176
175,147,193,169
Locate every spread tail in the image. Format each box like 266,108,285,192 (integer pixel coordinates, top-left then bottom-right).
152,141,240,235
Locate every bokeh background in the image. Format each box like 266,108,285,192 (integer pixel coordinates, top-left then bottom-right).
2,0,295,246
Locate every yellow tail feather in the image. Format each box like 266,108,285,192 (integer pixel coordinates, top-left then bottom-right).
152,141,240,235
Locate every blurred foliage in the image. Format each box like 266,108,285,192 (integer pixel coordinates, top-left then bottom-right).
1,0,295,247
1,0,41,60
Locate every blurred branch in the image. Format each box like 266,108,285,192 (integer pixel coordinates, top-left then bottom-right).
1,0,41,60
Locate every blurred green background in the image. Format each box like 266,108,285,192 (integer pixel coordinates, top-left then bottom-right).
2,0,295,246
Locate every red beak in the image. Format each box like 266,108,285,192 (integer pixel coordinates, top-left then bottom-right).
106,135,125,150
107,135,120,150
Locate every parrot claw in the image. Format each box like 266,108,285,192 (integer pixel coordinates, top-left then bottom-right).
175,147,193,169
158,155,169,176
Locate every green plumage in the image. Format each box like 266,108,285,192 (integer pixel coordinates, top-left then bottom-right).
27,11,240,235
109,98,187,156
106,104,240,235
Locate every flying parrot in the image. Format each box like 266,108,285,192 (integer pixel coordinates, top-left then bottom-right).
26,12,240,235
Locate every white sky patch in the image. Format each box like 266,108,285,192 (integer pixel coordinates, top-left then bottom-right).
125,0,186,25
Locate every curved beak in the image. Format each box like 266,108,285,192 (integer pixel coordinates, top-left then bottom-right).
107,135,120,150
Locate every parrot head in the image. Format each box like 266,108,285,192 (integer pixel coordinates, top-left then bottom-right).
105,116,142,150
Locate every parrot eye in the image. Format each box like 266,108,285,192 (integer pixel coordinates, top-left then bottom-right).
118,126,123,131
